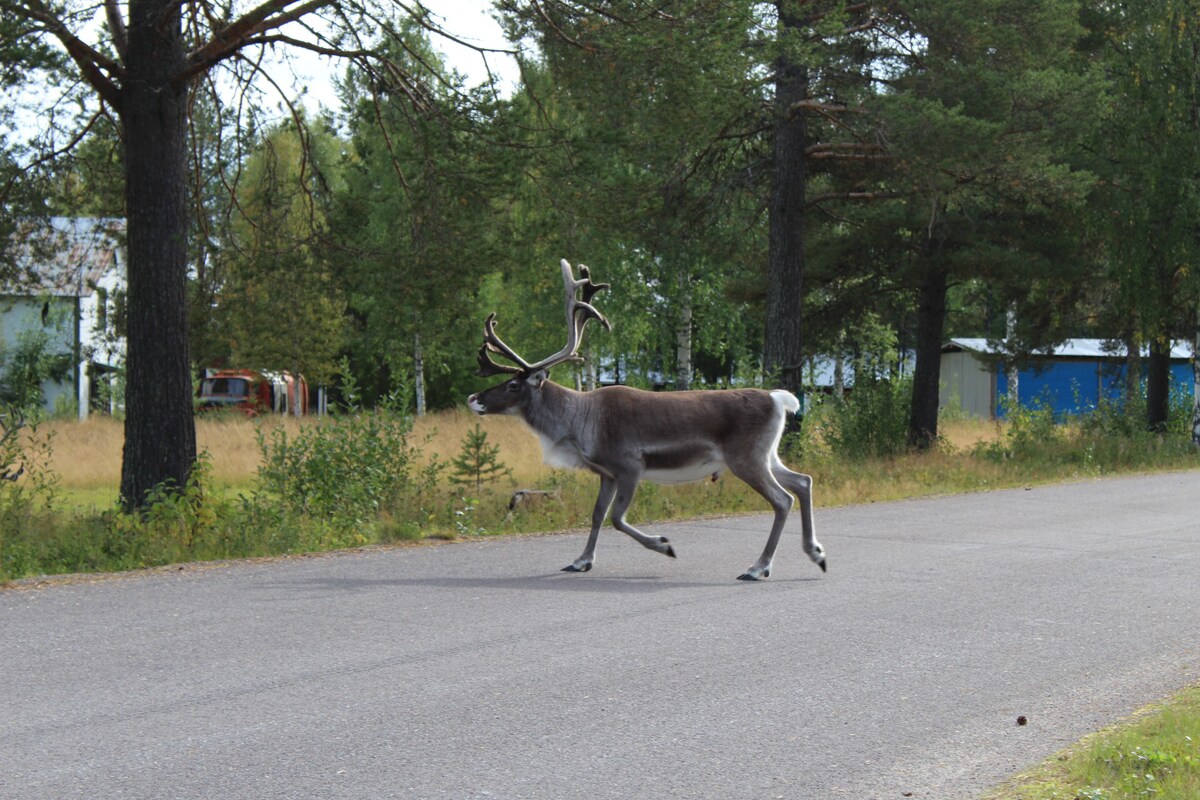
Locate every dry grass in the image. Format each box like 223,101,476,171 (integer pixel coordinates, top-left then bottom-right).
44,409,567,493
420,407,556,486
939,416,1003,451
42,410,1005,507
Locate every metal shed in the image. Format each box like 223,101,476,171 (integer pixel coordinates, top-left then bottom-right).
939,338,1196,419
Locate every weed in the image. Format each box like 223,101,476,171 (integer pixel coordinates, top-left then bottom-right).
4,388,1200,583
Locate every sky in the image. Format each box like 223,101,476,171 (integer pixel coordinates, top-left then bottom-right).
280,0,522,113
4,1,523,156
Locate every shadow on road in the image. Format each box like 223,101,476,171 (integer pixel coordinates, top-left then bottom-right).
286,572,821,596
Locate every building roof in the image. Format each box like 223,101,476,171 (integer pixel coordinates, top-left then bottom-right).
2,217,124,298
944,337,1195,360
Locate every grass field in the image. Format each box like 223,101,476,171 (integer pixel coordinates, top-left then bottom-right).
49,410,556,496
47,411,1008,504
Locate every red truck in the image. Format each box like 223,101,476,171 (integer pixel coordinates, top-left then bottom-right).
197,368,308,416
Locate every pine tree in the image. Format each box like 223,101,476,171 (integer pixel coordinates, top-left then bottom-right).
449,424,512,494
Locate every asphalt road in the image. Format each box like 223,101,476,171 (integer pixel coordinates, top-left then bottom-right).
3,472,1200,800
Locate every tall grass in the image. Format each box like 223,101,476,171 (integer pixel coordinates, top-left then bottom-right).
46,410,551,493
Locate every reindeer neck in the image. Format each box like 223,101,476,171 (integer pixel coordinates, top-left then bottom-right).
522,380,590,440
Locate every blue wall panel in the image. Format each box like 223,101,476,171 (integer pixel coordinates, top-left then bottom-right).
996,359,1194,418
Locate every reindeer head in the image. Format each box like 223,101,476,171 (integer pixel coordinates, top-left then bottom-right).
467,259,611,416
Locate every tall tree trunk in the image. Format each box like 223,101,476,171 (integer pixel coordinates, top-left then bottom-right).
907,265,948,450
414,331,426,416
763,0,808,410
1146,336,1171,432
675,287,693,391
119,0,196,508
584,347,598,392
1005,307,1019,409
1123,327,1140,408
831,329,845,403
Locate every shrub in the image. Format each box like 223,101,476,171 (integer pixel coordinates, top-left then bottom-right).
0,405,59,519
822,376,912,459
254,389,443,529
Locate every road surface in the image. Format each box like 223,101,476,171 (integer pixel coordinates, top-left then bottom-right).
3,472,1200,799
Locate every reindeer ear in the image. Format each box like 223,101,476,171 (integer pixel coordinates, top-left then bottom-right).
527,369,549,388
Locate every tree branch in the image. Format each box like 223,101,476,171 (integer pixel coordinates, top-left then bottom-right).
0,109,108,201
807,190,910,207
180,0,337,85
806,142,885,156
104,0,128,59
1,0,125,108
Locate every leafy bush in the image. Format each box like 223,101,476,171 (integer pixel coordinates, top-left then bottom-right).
982,395,1062,461
0,405,59,515
822,376,912,459
1,332,61,412
254,390,443,528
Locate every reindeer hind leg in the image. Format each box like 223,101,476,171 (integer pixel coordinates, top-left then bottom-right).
771,457,825,573
729,461,793,581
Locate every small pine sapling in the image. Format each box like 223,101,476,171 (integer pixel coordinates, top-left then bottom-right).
450,423,512,493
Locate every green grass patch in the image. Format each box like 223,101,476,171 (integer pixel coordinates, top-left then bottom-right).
983,685,1200,800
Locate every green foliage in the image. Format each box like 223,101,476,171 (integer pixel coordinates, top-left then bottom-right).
255,399,443,528
821,377,913,459
975,396,1064,462
218,118,347,387
0,404,58,515
1082,0,1200,358
449,422,512,493
102,455,225,564
974,384,1200,471
0,310,72,412
328,34,504,409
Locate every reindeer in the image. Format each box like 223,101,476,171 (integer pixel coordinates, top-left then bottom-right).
467,260,825,580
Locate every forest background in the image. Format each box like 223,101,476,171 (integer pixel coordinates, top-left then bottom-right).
2,0,1200,530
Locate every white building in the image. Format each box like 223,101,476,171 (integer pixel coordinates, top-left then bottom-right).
1,217,126,418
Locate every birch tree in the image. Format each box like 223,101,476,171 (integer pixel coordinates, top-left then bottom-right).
1084,0,1200,434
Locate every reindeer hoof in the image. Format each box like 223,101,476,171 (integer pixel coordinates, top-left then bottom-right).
562,562,592,573
647,537,675,558
818,559,827,573
737,566,770,581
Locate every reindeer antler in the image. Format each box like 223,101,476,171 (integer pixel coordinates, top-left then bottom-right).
476,259,612,378
476,313,529,377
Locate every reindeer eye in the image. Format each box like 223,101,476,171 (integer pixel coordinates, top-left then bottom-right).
506,380,522,392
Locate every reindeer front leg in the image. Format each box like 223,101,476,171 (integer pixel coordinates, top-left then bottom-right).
562,476,617,572
608,473,676,560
